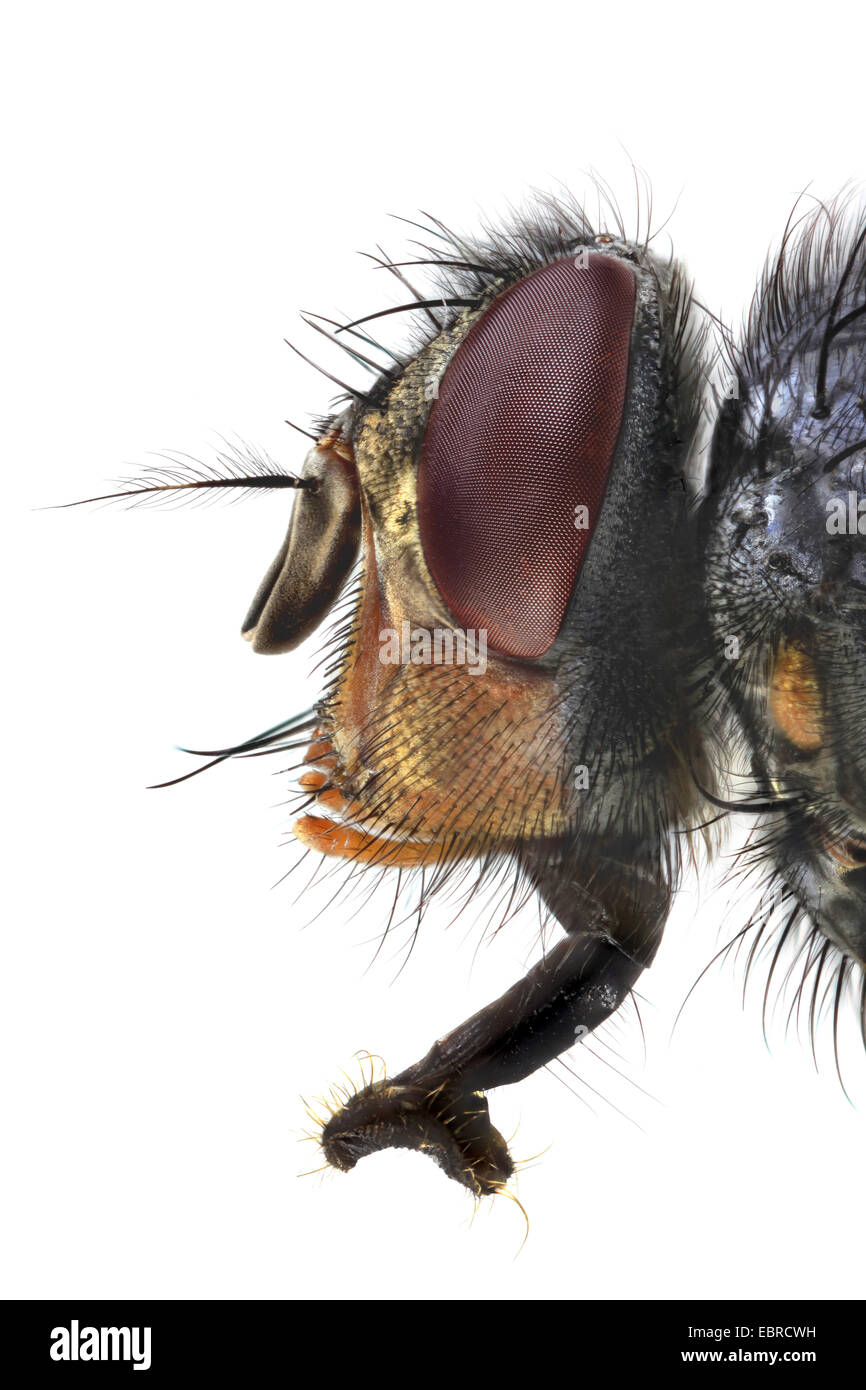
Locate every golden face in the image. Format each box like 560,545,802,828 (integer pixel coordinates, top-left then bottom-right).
295,434,572,869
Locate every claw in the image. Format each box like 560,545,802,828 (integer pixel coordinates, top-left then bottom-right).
320,1078,514,1195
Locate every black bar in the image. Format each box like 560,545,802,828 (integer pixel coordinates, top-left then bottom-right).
2,1299,858,1377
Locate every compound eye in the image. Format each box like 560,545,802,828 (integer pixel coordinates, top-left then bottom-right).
417,252,636,659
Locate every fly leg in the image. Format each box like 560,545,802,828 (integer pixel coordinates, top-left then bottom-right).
320,848,667,1194
320,934,643,1193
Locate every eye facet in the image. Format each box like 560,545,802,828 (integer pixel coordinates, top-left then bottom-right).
417,252,636,659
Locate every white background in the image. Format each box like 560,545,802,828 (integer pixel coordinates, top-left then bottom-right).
3,1,865,1300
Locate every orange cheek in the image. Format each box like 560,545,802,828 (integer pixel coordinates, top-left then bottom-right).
769,641,824,751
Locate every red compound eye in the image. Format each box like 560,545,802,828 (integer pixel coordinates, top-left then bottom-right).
417,253,636,659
